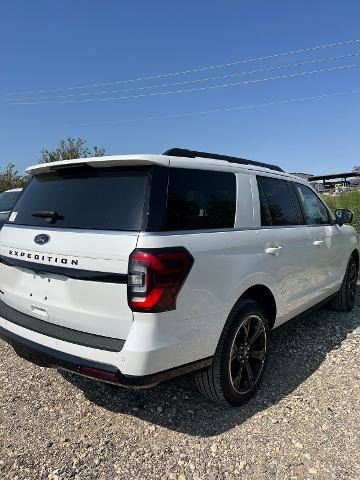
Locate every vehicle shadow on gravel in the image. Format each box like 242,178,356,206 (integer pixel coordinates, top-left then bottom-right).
61,288,360,437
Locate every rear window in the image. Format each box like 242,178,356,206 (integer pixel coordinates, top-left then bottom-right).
163,168,236,231
0,191,22,212
10,166,150,231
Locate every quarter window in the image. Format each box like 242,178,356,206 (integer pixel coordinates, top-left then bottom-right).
294,183,330,225
257,176,302,226
164,168,236,231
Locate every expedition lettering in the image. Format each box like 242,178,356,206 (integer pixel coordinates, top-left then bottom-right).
7,250,79,266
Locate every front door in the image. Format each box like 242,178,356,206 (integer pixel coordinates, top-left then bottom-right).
292,182,341,295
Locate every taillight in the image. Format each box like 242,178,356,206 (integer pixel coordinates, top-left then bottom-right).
128,248,194,312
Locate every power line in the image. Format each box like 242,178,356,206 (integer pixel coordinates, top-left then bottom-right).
8,52,360,102
79,89,360,125
2,38,360,97
4,63,360,106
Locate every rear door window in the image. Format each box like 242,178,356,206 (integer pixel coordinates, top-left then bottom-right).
257,176,303,226
10,166,150,231
164,168,236,231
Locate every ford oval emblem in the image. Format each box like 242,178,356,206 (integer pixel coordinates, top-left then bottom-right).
34,234,50,245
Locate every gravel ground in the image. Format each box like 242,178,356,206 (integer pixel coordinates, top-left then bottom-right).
0,291,359,480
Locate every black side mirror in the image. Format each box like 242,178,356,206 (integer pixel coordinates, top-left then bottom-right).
335,208,353,226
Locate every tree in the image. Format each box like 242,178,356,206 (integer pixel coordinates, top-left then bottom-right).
0,163,27,192
353,166,360,172
40,137,106,163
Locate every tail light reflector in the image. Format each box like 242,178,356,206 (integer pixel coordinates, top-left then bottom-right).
80,366,118,381
128,248,194,312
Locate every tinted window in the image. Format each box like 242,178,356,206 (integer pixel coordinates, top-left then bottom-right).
10,167,150,231
0,191,22,212
164,168,236,231
257,182,272,226
257,176,302,226
294,183,330,225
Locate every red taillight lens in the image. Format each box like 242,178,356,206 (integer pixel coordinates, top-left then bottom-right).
128,248,194,312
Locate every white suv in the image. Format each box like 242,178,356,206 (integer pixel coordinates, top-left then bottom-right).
0,188,23,229
0,149,358,406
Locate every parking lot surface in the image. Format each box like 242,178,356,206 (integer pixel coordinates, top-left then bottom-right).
0,291,359,480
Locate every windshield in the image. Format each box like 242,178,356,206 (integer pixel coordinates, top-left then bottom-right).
9,166,150,231
0,190,22,212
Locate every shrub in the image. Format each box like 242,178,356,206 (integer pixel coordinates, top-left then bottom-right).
322,191,360,235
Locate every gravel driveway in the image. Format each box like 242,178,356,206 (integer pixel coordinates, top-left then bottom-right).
0,291,359,480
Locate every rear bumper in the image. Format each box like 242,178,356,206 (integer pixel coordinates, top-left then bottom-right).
0,324,212,388
0,299,125,352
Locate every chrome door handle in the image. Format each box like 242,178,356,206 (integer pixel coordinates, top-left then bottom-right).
313,240,324,246
265,246,282,256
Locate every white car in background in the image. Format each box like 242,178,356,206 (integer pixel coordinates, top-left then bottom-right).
0,188,23,229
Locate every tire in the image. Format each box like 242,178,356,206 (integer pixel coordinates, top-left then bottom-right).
330,255,358,312
194,299,270,407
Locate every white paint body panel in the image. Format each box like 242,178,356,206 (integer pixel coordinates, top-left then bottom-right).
0,225,137,338
0,154,358,377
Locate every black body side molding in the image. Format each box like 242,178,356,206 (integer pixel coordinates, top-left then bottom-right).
0,255,128,284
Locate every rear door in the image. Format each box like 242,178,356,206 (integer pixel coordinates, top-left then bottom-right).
0,165,151,340
254,175,314,323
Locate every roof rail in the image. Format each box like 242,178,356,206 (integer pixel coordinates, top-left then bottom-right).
163,148,284,173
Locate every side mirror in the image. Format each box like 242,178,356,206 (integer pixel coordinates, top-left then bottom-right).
335,208,353,226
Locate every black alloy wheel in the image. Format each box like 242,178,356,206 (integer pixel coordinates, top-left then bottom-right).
195,300,270,406
346,257,358,310
330,255,358,312
229,314,267,394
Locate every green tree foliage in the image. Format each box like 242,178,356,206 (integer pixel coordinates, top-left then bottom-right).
353,166,360,172
40,137,106,163
0,163,27,192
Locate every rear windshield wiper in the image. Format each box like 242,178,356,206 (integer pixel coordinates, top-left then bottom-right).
32,211,64,222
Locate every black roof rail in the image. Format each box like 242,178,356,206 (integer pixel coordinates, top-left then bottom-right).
163,148,284,173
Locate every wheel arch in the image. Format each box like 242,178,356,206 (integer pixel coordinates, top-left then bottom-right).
233,284,277,330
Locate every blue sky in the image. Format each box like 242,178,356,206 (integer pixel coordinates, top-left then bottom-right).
0,1,359,175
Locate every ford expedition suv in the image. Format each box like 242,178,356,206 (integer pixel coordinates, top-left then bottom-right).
0,149,358,406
